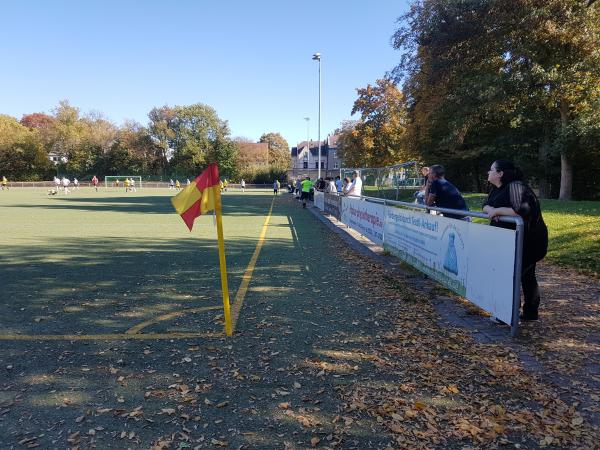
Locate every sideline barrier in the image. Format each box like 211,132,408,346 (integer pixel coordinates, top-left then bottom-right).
321,193,524,336
314,191,325,211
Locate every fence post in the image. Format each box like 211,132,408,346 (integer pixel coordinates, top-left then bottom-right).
510,217,525,337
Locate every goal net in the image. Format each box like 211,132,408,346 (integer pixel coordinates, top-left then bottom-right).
104,176,142,189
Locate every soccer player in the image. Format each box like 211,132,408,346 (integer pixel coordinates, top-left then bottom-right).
1,176,7,190
62,176,70,194
124,177,130,192
91,175,99,191
273,179,280,195
130,178,137,192
175,180,181,190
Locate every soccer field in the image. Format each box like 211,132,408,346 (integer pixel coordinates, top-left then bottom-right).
0,188,287,340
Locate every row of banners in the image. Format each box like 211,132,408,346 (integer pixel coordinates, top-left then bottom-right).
313,192,517,324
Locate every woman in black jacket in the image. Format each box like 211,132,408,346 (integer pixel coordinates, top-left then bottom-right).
483,160,548,321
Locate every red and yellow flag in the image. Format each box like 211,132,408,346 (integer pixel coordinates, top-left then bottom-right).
171,163,221,231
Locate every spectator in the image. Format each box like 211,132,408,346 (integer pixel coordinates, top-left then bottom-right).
345,171,363,197
300,176,313,208
342,177,351,194
415,166,430,205
483,159,548,321
335,175,342,193
425,165,468,219
327,177,337,193
273,179,280,195
295,178,302,198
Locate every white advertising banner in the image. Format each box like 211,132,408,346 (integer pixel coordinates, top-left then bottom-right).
383,209,516,324
314,191,324,211
341,198,385,245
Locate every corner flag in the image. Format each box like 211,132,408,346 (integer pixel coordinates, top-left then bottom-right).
171,163,232,336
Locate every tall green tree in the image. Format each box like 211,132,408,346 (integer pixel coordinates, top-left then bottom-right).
392,0,600,198
149,103,237,177
259,132,290,168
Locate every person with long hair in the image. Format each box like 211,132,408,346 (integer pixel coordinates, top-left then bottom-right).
483,160,548,321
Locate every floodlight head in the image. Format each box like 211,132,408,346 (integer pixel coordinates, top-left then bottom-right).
312,52,321,60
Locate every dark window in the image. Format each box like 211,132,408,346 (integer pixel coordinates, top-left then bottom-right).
303,162,308,169
321,162,325,169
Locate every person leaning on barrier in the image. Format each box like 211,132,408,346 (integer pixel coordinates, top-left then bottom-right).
483,159,548,322
415,166,430,205
345,171,363,197
425,165,468,219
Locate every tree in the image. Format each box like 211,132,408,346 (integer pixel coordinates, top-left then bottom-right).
149,103,238,177
340,79,411,167
0,115,52,180
259,132,290,168
392,0,600,198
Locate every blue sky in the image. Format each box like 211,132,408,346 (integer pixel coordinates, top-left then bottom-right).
1,0,409,147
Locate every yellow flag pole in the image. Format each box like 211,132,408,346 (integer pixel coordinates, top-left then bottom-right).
214,189,233,336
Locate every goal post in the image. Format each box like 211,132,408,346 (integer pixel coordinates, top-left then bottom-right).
104,176,142,189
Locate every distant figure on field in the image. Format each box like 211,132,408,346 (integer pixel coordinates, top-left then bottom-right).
54,176,61,191
124,177,131,192
115,179,120,188
91,175,99,191
425,165,468,219
175,180,181,190
130,178,137,192
62,177,70,194
73,178,79,189
169,179,175,189
1,176,8,190
186,178,191,187
223,179,228,192
47,188,57,196
273,179,280,195
483,159,548,321
295,178,302,198
240,179,245,192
